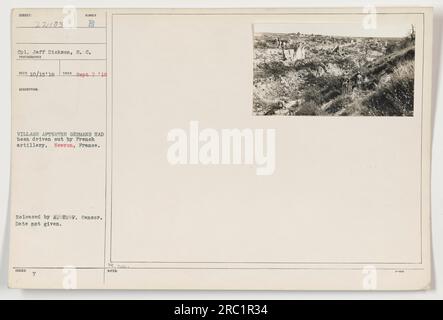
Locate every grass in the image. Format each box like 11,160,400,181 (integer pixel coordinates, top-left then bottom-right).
362,60,415,116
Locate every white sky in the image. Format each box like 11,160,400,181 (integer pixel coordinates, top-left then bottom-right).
254,23,413,38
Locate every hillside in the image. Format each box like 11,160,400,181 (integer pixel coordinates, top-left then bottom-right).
253,31,415,116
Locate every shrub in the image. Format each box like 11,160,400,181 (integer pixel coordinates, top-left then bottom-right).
325,95,352,114
302,74,344,105
259,61,291,79
362,60,414,116
302,87,323,105
295,101,320,115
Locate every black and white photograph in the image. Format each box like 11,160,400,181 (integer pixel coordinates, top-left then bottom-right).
253,23,416,116
1,3,440,300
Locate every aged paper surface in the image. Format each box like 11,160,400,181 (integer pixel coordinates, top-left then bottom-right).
9,7,432,290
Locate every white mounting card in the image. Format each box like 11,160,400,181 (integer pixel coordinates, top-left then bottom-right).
9,7,433,290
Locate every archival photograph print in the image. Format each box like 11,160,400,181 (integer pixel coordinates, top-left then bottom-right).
253,23,416,116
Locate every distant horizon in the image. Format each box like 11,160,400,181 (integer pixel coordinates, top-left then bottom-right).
254,23,413,38
255,32,405,40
